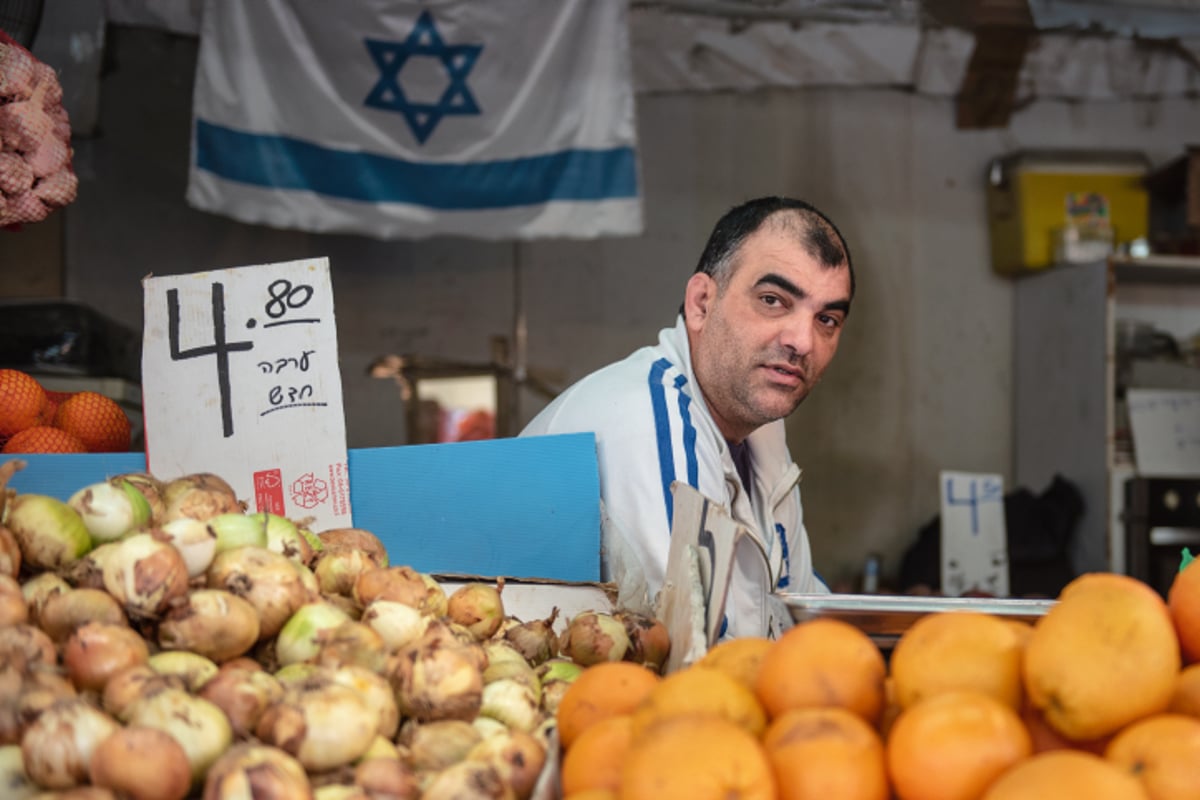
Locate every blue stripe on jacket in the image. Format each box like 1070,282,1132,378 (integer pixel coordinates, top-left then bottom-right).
648,358,698,531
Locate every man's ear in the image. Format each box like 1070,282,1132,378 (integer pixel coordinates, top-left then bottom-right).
684,273,715,331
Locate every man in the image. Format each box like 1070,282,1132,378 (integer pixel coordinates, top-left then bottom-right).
521,196,855,638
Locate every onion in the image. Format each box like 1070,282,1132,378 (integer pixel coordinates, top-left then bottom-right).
67,479,151,543
197,667,283,739
89,726,191,800
207,546,312,640
5,494,92,570
202,743,312,800
38,588,127,643
252,512,313,565
0,525,21,578
467,729,547,800
312,620,387,673
127,688,232,784
0,744,37,799
1,665,77,746
391,640,484,723
101,664,181,722
255,681,377,772
206,512,268,554
535,659,583,715
314,548,384,598
446,582,505,640
298,526,323,562
558,611,630,666
504,609,560,666
112,472,166,524
61,541,120,590
20,698,120,789
101,532,190,618
361,600,429,651
62,622,150,693
479,678,542,732
147,650,220,693
275,601,351,666
316,528,387,565
0,575,27,626
160,473,242,523
472,715,508,740
329,665,399,740
20,572,69,627
157,517,217,578
361,734,401,762
157,589,260,663
483,658,541,699
354,756,420,800
404,719,482,772
421,761,509,800
616,609,672,672
0,624,56,670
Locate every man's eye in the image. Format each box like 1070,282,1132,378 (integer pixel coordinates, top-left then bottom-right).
818,314,842,329
760,294,783,307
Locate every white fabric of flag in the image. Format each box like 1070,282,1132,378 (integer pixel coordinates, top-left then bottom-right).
187,0,642,240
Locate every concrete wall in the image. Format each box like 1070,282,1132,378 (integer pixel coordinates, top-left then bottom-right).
26,28,1200,587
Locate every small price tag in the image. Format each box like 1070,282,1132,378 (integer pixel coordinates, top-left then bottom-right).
142,258,352,530
940,471,1008,597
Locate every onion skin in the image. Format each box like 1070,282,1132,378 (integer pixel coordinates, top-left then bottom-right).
20,698,120,789
147,650,220,693
504,609,560,666
67,479,152,543
113,473,166,524
160,473,242,523
446,582,505,640
157,517,217,578
207,546,312,640
254,513,313,565
314,549,384,598
127,688,233,784
0,575,27,627
101,532,190,618
0,744,37,798
61,542,120,591
0,525,21,578
391,640,484,723
2,666,78,746
361,600,429,652
355,757,420,800
316,528,387,565
202,743,313,800
467,729,547,800
328,665,399,740
255,681,377,772
88,726,191,800
62,622,150,694
0,624,57,670
616,609,672,672
157,589,261,663
20,572,69,627
558,611,630,666
198,667,284,739
421,761,511,800
101,664,182,722
275,602,351,667
5,494,92,571
405,719,482,772
38,588,127,643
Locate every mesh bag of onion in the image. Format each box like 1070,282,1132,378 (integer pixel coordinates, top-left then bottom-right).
0,30,77,227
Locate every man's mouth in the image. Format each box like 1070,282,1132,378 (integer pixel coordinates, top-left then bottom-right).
764,363,804,384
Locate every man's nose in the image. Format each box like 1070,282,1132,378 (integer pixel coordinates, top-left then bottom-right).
779,314,814,357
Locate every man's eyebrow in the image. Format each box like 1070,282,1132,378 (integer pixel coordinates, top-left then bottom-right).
754,273,851,314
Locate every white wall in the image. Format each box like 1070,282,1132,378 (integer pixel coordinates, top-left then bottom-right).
46,29,1200,587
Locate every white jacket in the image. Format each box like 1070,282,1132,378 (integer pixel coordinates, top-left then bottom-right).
521,315,828,638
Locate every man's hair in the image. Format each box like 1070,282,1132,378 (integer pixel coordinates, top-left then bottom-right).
691,196,855,300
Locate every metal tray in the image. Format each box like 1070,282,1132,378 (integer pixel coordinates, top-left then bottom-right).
778,592,1055,648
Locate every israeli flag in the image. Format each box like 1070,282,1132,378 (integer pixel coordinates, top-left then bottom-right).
187,0,642,240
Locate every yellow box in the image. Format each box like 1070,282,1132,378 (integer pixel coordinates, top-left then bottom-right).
986,150,1150,275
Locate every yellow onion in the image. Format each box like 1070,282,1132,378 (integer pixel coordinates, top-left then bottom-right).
206,513,268,553
314,548,384,598
197,667,283,739
255,681,376,772
535,659,583,715
403,719,482,772
20,572,69,627
101,664,181,722
157,517,217,578
38,588,127,643
558,611,630,666
0,624,56,670
160,473,242,523
5,494,92,570
275,601,351,666
467,729,547,800
201,743,312,800
0,744,36,799
207,546,312,640
479,678,542,732
157,589,261,663
62,623,149,694
616,609,672,672
504,609,560,666
101,532,190,618
0,525,20,578
127,688,232,784
148,650,220,693
421,761,510,800
329,665,398,739
360,734,401,762
112,472,166,524
0,575,27,627
446,582,505,640
316,528,387,565
88,726,191,800
61,541,121,591
391,639,484,723
472,715,508,740
67,479,151,544
2,665,77,746
20,698,120,790
252,512,313,565
354,757,420,800
482,658,540,700
361,600,429,652
420,620,488,672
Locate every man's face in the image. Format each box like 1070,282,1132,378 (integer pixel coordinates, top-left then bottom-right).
685,221,852,443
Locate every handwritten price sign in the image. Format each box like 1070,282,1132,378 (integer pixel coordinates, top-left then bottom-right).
940,471,1009,598
142,258,352,530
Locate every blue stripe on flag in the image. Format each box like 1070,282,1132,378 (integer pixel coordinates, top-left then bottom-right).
648,358,676,529
194,120,638,209
673,374,698,488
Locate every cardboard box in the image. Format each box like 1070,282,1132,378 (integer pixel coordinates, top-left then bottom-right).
0,432,601,582
986,150,1150,275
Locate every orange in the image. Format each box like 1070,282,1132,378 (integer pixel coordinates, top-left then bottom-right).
53,391,132,452
885,690,1032,800
890,611,1025,711
981,751,1149,800
1020,700,1111,755
619,714,775,800
755,618,886,725
1167,663,1200,718
561,715,633,796
1105,713,1200,800
631,665,767,739
565,792,617,800
696,636,772,691
1167,557,1200,664
1,425,87,453
0,369,48,439
556,661,660,749
1023,573,1180,742
762,707,888,800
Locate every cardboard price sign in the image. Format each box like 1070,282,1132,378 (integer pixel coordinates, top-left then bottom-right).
142,258,352,530
940,471,1009,598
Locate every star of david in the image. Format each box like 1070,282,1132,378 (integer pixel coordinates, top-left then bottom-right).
364,11,483,145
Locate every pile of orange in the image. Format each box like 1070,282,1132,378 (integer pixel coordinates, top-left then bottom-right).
556,560,1200,800
0,368,132,454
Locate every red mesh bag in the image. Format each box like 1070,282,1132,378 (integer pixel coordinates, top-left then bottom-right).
0,29,77,226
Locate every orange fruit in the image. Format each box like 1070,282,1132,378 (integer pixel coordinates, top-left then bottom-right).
762,707,888,800
564,792,617,800
1167,557,1200,664
890,611,1025,711
755,618,886,725
1023,573,1180,742
53,391,132,453
0,369,48,440
1,425,87,453
561,714,633,796
556,661,660,749
1105,713,1200,800
696,636,773,691
42,390,72,424
1167,663,1200,718
1019,700,1111,755
631,665,767,739
886,690,1032,800
981,750,1149,800
620,714,775,800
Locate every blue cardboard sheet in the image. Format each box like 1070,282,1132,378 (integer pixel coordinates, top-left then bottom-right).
0,432,601,582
